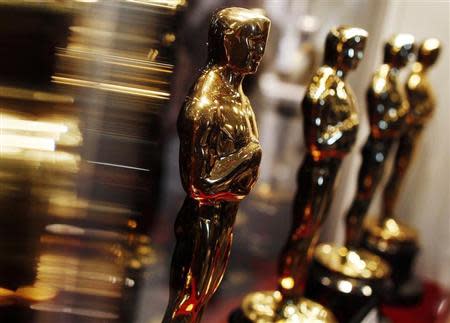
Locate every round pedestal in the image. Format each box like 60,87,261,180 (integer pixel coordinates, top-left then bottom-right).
229,291,337,323
305,243,390,323
363,218,423,305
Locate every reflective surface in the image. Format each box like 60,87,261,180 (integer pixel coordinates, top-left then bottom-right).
277,26,367,301
383,38,441,220
365,218,418,248
306,243,389,322
345,34,415,247
239,26,367,323
314,244,389,281
363,217,420,300
242,291,337,323
162,8,270,323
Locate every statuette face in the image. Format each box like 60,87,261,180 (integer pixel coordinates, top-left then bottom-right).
324,26,368,74
383,33,415,68
417,38,440,68
208,7,270,74
164,7,270,323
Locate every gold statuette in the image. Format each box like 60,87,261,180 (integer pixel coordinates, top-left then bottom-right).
345,34,415,247
362,38,441,304
234,26,368,323
304,35,416,321
162,8,270,323
383,38,441,220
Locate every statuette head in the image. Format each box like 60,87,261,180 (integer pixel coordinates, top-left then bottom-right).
324,25,368,74
418,38,441,69
207,7,271,74
384,33,415,69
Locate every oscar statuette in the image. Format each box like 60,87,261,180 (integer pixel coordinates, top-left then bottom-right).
162,7,271,323
230,26,368,323
362,38,441,305
306,34,417,322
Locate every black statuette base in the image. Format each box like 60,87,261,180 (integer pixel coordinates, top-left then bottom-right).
362,230,423,306
305,259,386,323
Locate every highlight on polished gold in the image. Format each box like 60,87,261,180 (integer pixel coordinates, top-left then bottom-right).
345,33,415,248
314,244,389,281
162,7,270,323
382,37,441,221
241,291,336,323
233,25,368,323
304,35,416,318
364,38,441,255
361,37,441,303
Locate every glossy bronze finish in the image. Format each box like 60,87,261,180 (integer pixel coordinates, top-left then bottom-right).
162,8,270,323
382,38,441,220
235,26,367,323
345,34,415,247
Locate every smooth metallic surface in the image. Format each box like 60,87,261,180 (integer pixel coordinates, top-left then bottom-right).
239,26,367,323
314,244,389,280
162,8,270,323
365,218,418,249
242,291,337,323
345,34,415,247
382,38,441,220
277,25,367,301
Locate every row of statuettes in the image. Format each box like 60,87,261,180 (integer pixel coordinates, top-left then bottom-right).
162,7,440,323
